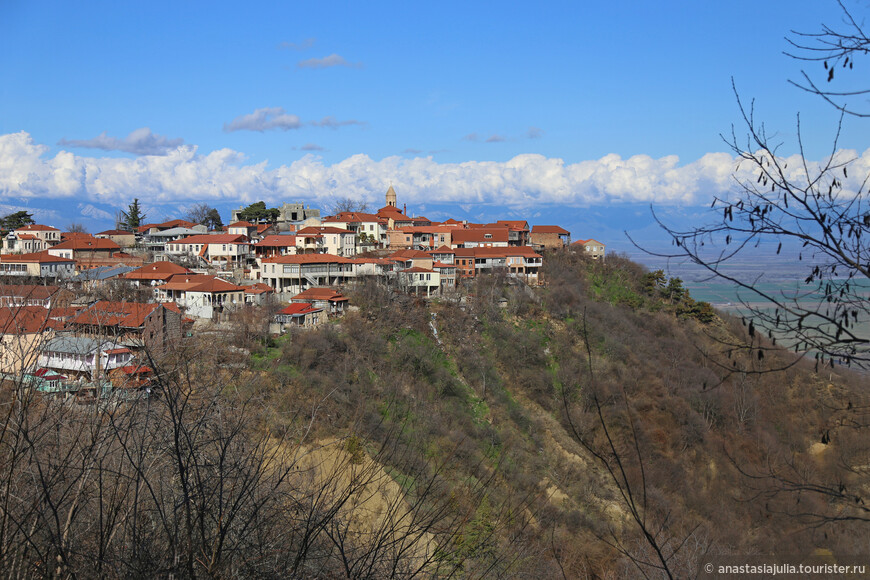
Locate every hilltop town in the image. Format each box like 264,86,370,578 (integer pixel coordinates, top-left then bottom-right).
0,187,604,395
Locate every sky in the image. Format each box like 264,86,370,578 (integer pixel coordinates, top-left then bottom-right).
1,0,867,256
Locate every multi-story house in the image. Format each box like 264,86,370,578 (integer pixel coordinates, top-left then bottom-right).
252,235,299,259
0,252,75,279
530,225,571,249
0,284,73,309
164,234,251,266
572,239,606,260
154,274,246,320
47,236,122,260
37,336,133,380
450,228,510,249
258,254,355,296
66,300,185,357
322,211,387,247
295,226,356,257
143,226,207,254
453,246,543,284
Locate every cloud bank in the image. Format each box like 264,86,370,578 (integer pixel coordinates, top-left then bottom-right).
58,128,184,155
5,131,869,211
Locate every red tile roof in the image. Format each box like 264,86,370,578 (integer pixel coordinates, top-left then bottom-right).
15,224,59,232
0,306,64,334
228,221,254,227
494,220,530,230
291,287,349,302
244,283,274,295
105,347,131,355
451,229,510,244
0,252,74,263
69,301,171,328
255,235,298,247
324,211,383,223
531,225,570,234
51,237,121,251
159,274,246,293
174,234,247,245
0,284,62,300
278,302,322,315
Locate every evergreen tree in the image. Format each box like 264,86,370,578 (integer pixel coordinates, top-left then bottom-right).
119,199,146,231
237,201,280,223
0,211,35,234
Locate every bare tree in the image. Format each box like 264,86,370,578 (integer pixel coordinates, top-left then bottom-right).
328,196,370,216
786,0,870,118
635,2,870,371
185,202,224,230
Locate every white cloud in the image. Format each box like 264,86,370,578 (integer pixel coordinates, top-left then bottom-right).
58,127,184,155
297,54,361,69
6,130,870,212
300,143,324,151
223,107,303,132
485,134,507,143
224,109,364,133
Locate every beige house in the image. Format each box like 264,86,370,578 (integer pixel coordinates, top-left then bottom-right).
572,239,606,260
165,234,251,265
0,252,76,279
0,306,62,376
95,229,137,248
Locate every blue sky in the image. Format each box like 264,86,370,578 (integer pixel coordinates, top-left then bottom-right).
1,0,866,255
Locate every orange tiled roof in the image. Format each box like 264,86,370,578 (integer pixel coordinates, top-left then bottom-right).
278,302,322,315
0,251,74,263
0,306,64,334
159,274,245,293
51,237,121,251
451,229,510,243
0,284,62,300
244,283,274,294
292,287,349,302
15,224,59,232
69,301,166,328
255,235,297,247
174,234,247,245
531,225,570,234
